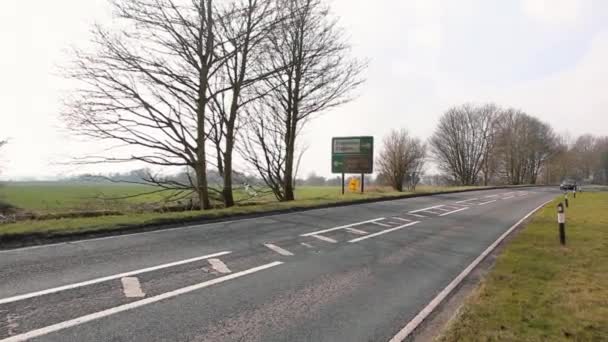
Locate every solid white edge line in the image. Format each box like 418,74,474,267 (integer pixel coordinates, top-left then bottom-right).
0,250,232,305
478,199,498,206
349,222,420,243
310,235,337,243
300,218,385,237
207,258,232,274
1,261,283,342
454,198,478,204
264,243,294,256
439,207,469,217
409,205,445,214
388,199,553,342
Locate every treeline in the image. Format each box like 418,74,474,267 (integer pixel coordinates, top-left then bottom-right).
375,103,608,191
64,0,365,209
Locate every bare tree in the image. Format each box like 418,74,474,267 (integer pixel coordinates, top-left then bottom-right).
64,0,236,209
241,0,366,201
430,104,496,186
377,129,425,192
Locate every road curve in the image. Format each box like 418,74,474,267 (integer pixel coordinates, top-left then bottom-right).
0,187,558,342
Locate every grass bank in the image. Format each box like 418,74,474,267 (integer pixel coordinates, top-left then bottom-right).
438,192,608,342
0,184,483,243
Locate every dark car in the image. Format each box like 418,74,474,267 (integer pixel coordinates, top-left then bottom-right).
560,180,577,191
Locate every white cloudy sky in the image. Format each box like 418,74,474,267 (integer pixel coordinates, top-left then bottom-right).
1,0,607,180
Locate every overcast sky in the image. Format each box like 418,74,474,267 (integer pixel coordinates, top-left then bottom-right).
1,0,608,180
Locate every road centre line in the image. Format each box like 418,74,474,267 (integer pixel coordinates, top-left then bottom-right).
389,199,554,342
300,218,384,237
371,221,391,227
345,227,369,235
121,277,145,298
439,207,469,217
0,250,232,305
1,262,283,342
264,243,294,256
208,258,232,273
409,205,445,214
310,235,337,243
349,222,419,243
478,200,497,206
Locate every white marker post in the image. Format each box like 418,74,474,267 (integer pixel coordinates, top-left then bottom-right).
557,203,566,245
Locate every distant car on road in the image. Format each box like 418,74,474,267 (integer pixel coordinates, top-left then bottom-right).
560,180,577,191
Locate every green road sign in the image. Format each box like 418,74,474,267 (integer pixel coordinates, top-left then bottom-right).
331,136,374,174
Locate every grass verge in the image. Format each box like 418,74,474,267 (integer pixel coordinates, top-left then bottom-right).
0,185,485,244
437,192,608,342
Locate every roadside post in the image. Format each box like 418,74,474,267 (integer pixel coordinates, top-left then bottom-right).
331,137,374,194
565,193,569,208
557,203,566,245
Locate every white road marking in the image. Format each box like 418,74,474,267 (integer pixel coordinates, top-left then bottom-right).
439,207,469,217
502,196,515,200
208,258,232,273
371,221,391,227
477,199,497,206
345,228,369,235
310,235,337,243
1,262,283,342
420,210,444,215
392,217,412,222
0,250,232,305
404,213,426,218
484,194,499,198
120,277,145,298
389,199,553,342
349,222,420,243
454,198,478,204
386,221,402,225
300,242,314,248
263,243,294,256
409,205,445,214
300,218,384,237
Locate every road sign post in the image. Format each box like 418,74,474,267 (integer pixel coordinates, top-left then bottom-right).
332,137,374,194
565,193,569,208
341,173,345,195
557,203,566,245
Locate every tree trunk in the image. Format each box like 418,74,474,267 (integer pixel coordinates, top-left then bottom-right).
283,119,296,201
222,136,235,207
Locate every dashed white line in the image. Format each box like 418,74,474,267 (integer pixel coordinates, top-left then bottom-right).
263,243,294,256
345,227,369,235
1,262,283,342
310,235,337,243
439,207,469,217
300,218,385,237
208,258,232,273
349,221,419,243
371,221,391,227
0,250,232,305
477,199,497,206
120,277,145,298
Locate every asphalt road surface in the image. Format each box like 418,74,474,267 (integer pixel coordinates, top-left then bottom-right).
0,187,559,342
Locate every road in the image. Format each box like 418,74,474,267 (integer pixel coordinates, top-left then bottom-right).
0,187,558,342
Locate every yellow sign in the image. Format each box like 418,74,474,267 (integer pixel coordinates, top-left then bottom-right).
348,177,360,192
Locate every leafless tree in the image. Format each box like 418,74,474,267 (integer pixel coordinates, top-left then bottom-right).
377,129,426,192
495,109,555,184
241,0,366,201
63,0,240,210
430,104,497,186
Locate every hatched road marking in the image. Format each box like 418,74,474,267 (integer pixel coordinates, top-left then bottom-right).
345,228,369,235
310,235,337,244
208,258,232,273
439,207,469,217
120,277,145,298
264,243,294,256
349,222,420,243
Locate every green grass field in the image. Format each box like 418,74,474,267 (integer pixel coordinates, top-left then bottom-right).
438,192,608,341
0,182,483,239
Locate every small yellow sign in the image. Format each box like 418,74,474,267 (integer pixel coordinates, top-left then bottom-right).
348,177,360,192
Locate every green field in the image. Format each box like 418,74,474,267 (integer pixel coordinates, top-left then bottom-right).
438,192,608,341
0,182,483,239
